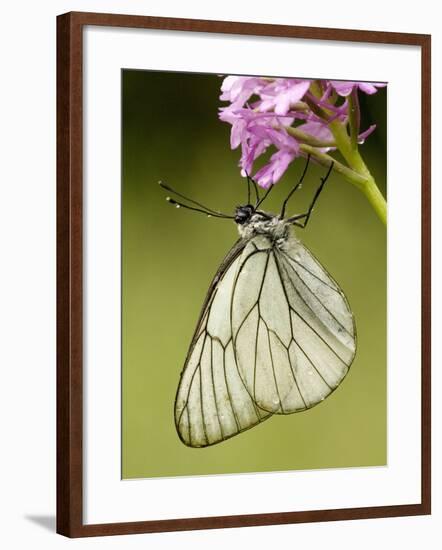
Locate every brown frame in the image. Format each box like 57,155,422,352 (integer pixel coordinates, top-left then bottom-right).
57,11,431,538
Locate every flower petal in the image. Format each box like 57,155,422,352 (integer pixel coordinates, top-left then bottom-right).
358,124,377,143
330,80,356,96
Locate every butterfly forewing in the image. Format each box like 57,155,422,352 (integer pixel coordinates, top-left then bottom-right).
174,242,272,447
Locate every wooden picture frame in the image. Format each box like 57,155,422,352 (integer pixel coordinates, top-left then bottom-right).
57,11,431,537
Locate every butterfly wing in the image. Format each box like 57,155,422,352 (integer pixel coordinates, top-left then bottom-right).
232,233,356,414
174,240,271,448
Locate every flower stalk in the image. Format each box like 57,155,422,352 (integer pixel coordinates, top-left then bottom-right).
327,115,387,225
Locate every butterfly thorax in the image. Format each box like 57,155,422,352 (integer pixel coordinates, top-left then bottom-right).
235,207,290,246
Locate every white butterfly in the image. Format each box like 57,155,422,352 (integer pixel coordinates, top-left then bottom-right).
161,159,356,447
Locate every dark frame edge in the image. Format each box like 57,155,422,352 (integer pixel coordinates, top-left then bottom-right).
56,11,432,538
66,503,427,538
56,12,84,537
63,10,430,45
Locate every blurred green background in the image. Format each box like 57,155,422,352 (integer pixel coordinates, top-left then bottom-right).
122,70,387,479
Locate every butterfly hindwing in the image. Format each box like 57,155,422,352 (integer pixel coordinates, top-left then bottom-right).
231,233,356,414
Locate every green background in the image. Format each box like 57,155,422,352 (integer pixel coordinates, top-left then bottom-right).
122,70,387,479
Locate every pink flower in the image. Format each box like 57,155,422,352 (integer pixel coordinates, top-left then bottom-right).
248,122,299,150
219,107,248,149
220,76,266,108
219,106,296,176
246,125,301,186
239,128,272,175
254,150,297,188
256,79,311,115
357,124,377,144
219,75,385,188
330,81,386,96
299,120,335,151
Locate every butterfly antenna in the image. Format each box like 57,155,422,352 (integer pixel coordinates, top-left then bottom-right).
287,160,334,228
164,197,234,219
159,181,230,217
280,154,311,219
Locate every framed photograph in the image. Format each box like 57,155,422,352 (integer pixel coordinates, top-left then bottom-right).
57,11,431,537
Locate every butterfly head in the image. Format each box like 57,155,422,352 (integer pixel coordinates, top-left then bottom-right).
234,204,256,225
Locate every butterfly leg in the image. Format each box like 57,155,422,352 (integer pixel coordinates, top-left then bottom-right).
280,155,311,219
287,161,334,228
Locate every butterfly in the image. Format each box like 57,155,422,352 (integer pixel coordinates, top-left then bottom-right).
160,156,356,448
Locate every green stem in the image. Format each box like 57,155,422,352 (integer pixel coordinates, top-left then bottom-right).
328,118,387,226
361,177,387,225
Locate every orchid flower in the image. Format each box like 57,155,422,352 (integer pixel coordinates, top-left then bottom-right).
219,76,387,225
